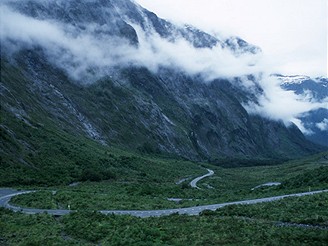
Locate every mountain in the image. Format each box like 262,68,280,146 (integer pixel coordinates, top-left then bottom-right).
0,0,324,184
277,75,328,146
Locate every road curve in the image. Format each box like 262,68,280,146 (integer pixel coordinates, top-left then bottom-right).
1,188,327,218
190,169,214,189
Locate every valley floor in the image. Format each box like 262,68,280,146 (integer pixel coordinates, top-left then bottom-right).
1,152,327,245
1,188,327,218
1,192,327,245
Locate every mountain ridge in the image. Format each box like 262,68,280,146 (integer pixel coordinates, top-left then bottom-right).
0,0,325,184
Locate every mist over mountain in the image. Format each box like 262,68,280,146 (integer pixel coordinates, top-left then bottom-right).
1,0,326,174
1,0,262,82
277,75,328,146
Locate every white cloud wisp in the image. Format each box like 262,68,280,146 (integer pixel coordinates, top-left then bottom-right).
0,3,326,135
316,118,328,131
0,5,261,82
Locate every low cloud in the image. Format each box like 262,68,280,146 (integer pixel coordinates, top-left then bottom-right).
0,5,133,81
292,119,314,136
0,5,261,82
316,118,328,131
0,2,326,134
243,75,328,129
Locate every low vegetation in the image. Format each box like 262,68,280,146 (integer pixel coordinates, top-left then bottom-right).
10,151,328,210
213,192,328,227
1,192,328,245
2,105,328,244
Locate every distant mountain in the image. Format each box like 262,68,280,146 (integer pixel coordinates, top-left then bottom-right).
277,75,328,146
0,0,323,183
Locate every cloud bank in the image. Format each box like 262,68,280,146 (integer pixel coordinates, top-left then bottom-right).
243,75,328,128
316,119,328,131
0,2,326,134
0,5,261,82
136,0,327,77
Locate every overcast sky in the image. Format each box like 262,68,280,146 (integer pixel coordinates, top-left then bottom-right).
136,0,327,77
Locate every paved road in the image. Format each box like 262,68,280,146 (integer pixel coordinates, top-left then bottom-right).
190,169,214,188
1,188,327,218
0,190,72,216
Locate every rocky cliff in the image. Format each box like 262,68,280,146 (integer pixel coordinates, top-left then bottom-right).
0,0,323,171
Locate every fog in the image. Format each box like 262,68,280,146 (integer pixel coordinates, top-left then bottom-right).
243,75,327,132
0,2,326,134
316,119,328,131
0,5,262,81
136,0,327,77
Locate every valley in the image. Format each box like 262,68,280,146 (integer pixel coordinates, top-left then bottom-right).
1,151,328,245
5,151,328,211
1,0,327,245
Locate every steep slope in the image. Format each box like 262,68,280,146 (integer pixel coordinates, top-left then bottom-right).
0,0,324,184
1,51,320,162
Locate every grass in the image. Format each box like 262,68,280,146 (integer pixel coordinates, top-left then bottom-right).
9,151,328,210
0,105,205,187
2,38,328,245
2,132,328,245
2,58,328,244
213,192,328,227
1,192,328,245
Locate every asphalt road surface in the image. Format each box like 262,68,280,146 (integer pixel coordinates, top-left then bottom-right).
1,188,327,218
189,169,214,188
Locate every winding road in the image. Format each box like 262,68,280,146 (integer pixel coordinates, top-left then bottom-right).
189,169,214,189
1,188,327,218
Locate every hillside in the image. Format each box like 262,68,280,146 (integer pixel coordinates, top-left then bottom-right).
1,1,327,245
0,0,325,186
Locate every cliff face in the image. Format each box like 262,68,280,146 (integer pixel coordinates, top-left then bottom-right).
0,0,323,167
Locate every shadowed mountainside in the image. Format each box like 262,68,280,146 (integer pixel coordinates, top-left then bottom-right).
0,0,325,185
